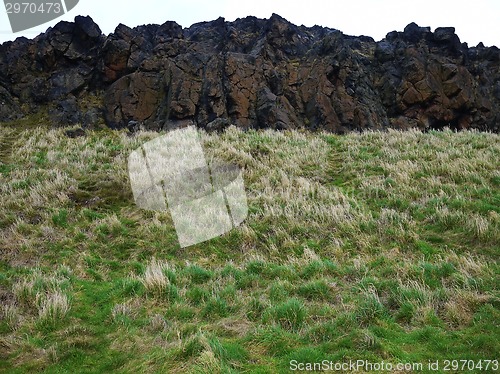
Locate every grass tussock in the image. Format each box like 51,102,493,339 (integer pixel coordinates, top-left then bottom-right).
0,124,498,372
139,258,171,294
37,291,70,326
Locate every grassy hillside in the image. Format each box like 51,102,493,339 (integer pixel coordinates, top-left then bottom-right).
0,125,499,373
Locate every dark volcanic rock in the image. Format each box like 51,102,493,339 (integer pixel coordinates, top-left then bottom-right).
49,95,81,125
0,15,499,133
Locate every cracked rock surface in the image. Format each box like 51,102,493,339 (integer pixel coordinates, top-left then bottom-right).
0,15,498,132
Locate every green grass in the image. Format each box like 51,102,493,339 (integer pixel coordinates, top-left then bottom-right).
0,124,498,373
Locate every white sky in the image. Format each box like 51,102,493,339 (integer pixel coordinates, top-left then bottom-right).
0,0,499,47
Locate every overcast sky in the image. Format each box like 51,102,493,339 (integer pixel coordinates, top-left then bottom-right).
1,0,499,47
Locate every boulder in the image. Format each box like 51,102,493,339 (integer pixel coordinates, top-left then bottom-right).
49,96,82,125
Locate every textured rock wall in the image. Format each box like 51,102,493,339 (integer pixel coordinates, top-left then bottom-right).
0,14,499,132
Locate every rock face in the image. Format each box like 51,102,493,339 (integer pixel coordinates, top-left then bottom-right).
0,15,499,132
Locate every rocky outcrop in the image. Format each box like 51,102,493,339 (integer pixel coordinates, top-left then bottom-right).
0,15,499,132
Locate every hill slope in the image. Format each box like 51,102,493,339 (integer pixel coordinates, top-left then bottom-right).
0,125,499,372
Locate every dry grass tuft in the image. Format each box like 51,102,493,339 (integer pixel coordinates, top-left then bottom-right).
139,258,172,295
1,304,23,331
37,291,70,325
